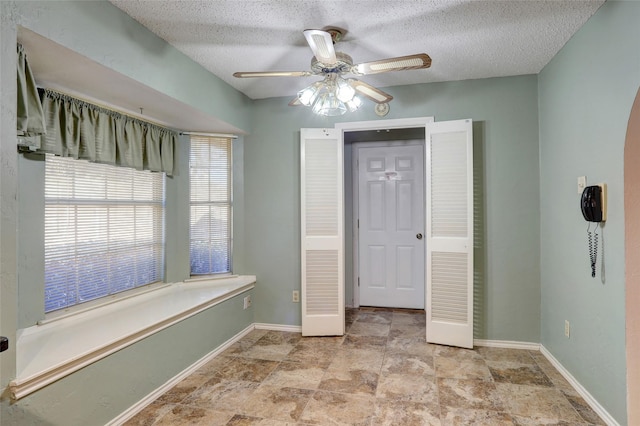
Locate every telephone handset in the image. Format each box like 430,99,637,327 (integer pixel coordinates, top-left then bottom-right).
581,184,607,278
581,185,606,222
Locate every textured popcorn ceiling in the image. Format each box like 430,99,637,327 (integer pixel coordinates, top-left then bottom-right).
110,0,604,100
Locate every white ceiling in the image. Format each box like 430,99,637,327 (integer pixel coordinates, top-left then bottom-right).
109,0,605,100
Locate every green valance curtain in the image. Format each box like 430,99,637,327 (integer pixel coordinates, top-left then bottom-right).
39,89,176,176
17,43,46,138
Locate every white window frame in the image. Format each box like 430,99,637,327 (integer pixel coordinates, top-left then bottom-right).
189,135,233,276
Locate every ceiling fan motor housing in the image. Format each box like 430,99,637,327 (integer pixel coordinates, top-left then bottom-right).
311,52,353,75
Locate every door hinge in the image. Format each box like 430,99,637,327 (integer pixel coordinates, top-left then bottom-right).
358,277,360,287
357,219,359,229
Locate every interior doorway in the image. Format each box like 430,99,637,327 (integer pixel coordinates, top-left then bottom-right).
342,125,428,309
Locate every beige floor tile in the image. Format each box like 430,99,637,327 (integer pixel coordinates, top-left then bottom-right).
386,336,436,356
434,345,483,361
487,361,553,387
222,339,259,357
123,401,175,426
437,378,505,414
327,347,385,372
357,311,393,324
181,377,260,411
348,321,391,337
560,388,607,425
261,361,326,389
318,368,379,395
342,334,388,349
238,342,296,361
495,383,584,422
391,311,426,327
153,404,234,426
282,344,337,368
376,373,438,403
440,408,515,426
242,329,270,343
388,323,425,339
240,385,314,422
225,414,264,425
476,347,536,364
372,398,442,426
299,390,375,425
296,335,345,347
382,351,435,376
216,357,280,382
435,356,493,381
155,373,211,404
193,355,233,376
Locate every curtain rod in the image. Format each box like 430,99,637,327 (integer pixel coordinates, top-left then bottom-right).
180,131,238,139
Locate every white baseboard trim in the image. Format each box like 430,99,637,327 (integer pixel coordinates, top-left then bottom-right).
254,323,302,333
539,345,619,426
107,323,256,426
474,339,540,351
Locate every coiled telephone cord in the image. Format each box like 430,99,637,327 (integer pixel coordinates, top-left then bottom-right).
587,223,599,278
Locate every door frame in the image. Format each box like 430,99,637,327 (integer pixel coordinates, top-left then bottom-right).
351,139,426,308
336,117,434,308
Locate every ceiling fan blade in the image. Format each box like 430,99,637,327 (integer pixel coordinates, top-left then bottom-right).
233,71,311,78
352,53,432,75
349,80,393,104
303,29,337,65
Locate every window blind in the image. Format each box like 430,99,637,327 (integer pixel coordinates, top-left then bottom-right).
189,136,232,275
44,155,165,312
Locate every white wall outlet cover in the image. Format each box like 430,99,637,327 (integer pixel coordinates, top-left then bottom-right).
578,176,587,194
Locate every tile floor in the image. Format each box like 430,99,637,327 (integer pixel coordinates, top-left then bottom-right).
125,308,605,425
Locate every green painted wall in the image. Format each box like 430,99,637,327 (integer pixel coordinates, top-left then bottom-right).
245,75,542,343
538,1,640,423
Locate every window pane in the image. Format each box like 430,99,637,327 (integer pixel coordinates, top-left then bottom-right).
44,155,165,312
190,136,232,275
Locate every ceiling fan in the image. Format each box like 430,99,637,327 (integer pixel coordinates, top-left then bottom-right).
233,28,432,116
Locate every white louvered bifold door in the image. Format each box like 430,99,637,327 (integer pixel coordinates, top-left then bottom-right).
425,119,474,348
300,128,344,336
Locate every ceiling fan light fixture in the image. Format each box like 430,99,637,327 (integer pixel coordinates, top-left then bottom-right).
297,81,323,106
345,96,362,112
312,92,347,116
336,77,356,102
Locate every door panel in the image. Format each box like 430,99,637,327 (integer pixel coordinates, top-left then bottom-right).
425,119,474,349
358,144,424,309
300,128,344,336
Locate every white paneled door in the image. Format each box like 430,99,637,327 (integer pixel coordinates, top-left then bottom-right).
358,144,425,309
300,128,344,336
425,119,474,349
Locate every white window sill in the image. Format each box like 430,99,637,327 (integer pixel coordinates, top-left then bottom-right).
10,275,256,400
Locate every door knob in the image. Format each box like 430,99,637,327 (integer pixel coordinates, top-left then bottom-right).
416,233,423,240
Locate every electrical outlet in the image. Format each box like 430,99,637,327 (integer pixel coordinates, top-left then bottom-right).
292,290,300,303
565,320,570,338
243,295,252,309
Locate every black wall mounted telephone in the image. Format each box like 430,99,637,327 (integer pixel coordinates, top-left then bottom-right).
581,185,606,222
581,184,607,278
